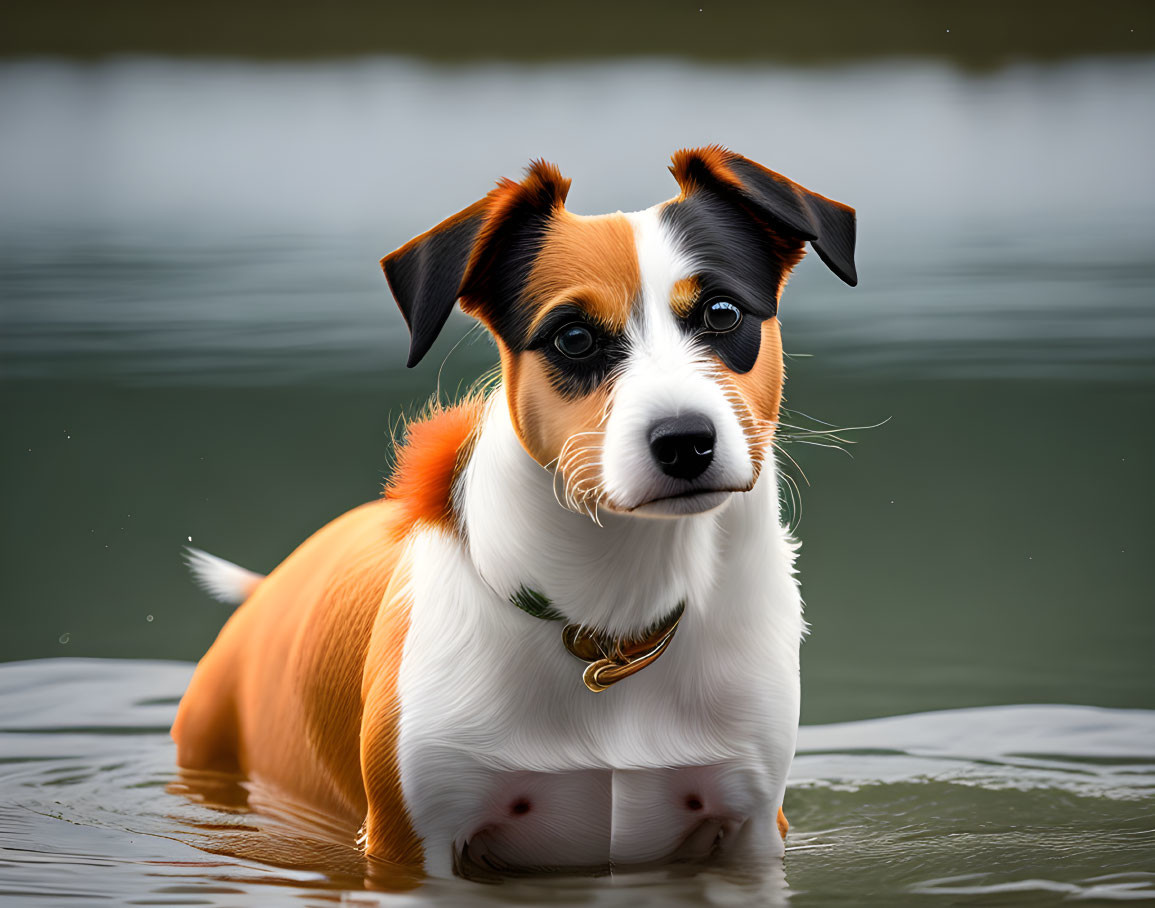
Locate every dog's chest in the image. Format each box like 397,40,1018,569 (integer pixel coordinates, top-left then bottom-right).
391,517,800,874
397,616,773,874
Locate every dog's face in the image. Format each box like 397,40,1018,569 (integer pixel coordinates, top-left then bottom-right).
383,146,856,519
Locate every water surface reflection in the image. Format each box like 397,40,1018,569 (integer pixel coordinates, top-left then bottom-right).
3,661,1152,905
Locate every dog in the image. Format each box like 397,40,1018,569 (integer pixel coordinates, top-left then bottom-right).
172,145,857,879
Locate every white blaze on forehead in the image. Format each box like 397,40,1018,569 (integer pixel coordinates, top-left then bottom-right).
626,206,697,346
597,207,754,511
620,206,700,369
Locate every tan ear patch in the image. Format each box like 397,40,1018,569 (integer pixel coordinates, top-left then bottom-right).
524,210,640,334
669,144,745,199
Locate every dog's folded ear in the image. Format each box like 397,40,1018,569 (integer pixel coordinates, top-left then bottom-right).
380,199,490,369
669,146,857,287
381,161,571,368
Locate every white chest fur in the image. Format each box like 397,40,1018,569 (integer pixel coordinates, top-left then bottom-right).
393,397,803,876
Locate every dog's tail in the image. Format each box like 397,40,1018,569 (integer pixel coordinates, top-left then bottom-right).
183,547,264,606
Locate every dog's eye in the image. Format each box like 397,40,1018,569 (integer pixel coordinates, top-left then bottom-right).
553,323,597,359
702,299,742,333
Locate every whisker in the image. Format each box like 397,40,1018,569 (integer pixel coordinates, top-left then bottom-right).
553,425,608,524
778,405,841,428
791,439,855,458
780,467,803,533
772,440,811,488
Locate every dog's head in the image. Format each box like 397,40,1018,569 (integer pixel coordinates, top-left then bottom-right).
382,146,856,519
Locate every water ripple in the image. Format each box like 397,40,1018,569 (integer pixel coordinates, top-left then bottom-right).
0,659,1152,904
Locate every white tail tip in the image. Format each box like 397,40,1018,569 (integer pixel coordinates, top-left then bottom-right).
183,546,264,605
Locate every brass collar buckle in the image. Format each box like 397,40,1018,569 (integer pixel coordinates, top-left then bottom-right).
561,601,686,693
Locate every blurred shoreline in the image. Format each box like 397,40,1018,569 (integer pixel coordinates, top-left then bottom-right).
4,0,1153,67
3,56,1153,385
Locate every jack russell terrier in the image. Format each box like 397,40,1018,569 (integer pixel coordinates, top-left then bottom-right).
173,145,857,879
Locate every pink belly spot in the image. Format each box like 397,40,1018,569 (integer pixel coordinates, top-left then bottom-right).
456,764,758,877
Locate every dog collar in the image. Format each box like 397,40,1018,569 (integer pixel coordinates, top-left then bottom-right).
509,587,685,693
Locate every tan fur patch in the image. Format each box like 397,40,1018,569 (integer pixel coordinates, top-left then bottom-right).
715,318,785,484
459,160,571,318
669,144,745,199
524,210,639,333
506,353,610,515
731,318,784,426
670,276,701,319
383,397,486,538
172,498,425,864
491,209,637,516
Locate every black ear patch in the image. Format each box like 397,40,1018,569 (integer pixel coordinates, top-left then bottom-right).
381,161,571,369
381,199,488,368
669,146,858,287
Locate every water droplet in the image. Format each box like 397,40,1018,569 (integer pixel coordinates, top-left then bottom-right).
146,614,154,623
58,632,70,645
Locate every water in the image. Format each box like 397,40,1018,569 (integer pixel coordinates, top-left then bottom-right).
1,55,1154,903
1,660,1152,905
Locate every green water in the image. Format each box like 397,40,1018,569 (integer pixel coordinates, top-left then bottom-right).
1,47,1154,905
4,372,1153,726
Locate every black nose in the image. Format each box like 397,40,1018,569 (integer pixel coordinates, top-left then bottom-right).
648,415,716,481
